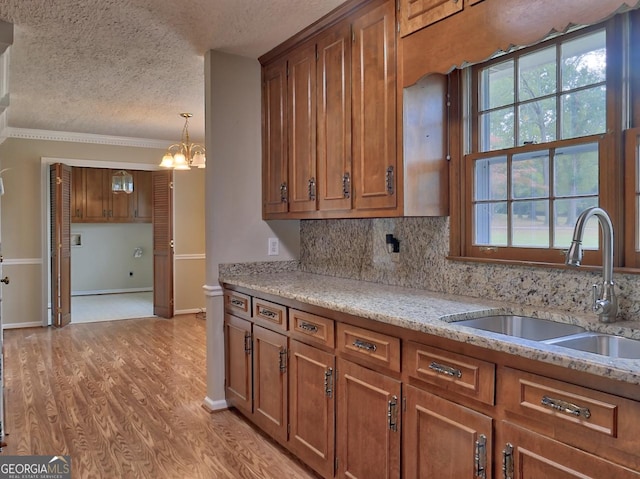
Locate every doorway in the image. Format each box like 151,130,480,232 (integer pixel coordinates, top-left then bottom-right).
44,158,174,326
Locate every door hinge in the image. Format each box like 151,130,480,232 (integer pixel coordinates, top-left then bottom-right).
56,176,62,185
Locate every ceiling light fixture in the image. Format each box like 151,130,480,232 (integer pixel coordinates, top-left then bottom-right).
159,112,206,170
112,170,134,194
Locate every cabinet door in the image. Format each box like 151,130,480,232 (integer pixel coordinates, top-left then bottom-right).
404,385,493,479
289,340,335,479
224,314,252,415
399,0,464,37
336,358,400,479
287,42,317,214
498,421,640,479
71,167,85,222
133,170,152,222
317,20,352,212
351,0,398,212
253,325,288,444
263,57,289,217
83,167,108,222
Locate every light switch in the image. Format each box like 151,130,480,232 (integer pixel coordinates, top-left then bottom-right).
268,237,279,256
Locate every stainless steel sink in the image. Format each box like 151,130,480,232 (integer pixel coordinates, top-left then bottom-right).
455,315,586,341
548,333,640,359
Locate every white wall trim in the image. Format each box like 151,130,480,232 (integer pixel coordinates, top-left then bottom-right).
202,396,228,412
2,258,42,265
175,308,207,315
203,284,223,297
72,287,152,296
3,321,43,330
5,127,169,149
175,254,206,261
42,156,161,171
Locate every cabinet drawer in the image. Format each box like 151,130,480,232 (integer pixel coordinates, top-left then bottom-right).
290,309,335,348
405,341,495,405
337,323,400,373
501,367,619,438
224,290,251,320
253,298,287,331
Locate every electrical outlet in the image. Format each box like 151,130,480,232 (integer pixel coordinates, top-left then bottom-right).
268,237,279,256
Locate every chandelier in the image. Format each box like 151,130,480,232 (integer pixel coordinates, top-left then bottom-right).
159,113,206,170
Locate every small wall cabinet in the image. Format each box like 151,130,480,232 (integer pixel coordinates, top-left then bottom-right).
71,167,152,223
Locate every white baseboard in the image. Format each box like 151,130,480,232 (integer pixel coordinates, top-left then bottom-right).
202,396,228,412
175,308,206,315
72,288,153,296
3,321,44,329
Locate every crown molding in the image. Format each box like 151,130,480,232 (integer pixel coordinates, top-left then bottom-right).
0,126,169,149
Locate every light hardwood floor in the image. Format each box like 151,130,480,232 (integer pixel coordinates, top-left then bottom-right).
2,315,317,479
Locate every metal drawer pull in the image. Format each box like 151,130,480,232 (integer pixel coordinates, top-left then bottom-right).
258,307,278,319
475,434,487,479
353,339,377,352
428,361,462,378
541,395,591,419
299,321,319,334
230,298,245,308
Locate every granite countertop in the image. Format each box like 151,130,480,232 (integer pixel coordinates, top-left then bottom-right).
219,270,640,386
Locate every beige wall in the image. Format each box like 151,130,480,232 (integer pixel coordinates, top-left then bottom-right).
203,50,300,408
0,137,206,327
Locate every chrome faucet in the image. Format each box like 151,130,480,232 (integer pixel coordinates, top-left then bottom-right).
565,207,618,323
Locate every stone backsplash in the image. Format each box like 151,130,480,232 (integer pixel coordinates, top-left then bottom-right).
300,217,640,321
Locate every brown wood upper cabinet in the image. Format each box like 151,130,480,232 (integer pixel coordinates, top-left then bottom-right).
399,0,464,38
71,167,152,223
262,0,406,219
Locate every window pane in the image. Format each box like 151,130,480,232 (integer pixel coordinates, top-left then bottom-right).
512,152,549,199
512,200,549,247
480,60,514,110
561,30,606,91
554,197,598,248
561,87,606,139
518,98,557,145
480,108,514,151
519,46,556,101
475,156,508,201
554,143,598,197
475,203,508,246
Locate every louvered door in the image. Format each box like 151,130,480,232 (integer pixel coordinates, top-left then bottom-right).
50,163,72,327
152,170,173,318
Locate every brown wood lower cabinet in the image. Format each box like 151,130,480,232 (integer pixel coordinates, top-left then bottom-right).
289,340,335,479
336,358,401,479
252,325,288,445
223,313,252,415
403,385,493,479
497,421,640,479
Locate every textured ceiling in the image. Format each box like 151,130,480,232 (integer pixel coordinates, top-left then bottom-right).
0,0,347,142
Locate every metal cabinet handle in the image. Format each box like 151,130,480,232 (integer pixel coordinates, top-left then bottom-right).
0,276,9,285
342,172,351,198
475,434,487,479
308,177,316,201
244,334,252,355
299,321,319,334
541,395,591,419
279,349,287,373
502,443,513,479
353,339,377,352
388,395,398,432
428,361,462,378
385,166,394,195
257,307,277,319
324,368,333,398
230,298,245,308
280,182,288,203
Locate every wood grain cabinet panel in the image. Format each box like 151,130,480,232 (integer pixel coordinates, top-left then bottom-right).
351,0,398,212
290,309,335,348
337,322,400,373
336,358,401,479
399,0,464,37
404,385,493,479
223,290,252,320
253,298,287,332
289,340,335,479
497,421,640,479
252,325,288,445
132,170,152,222
224,314,253,415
